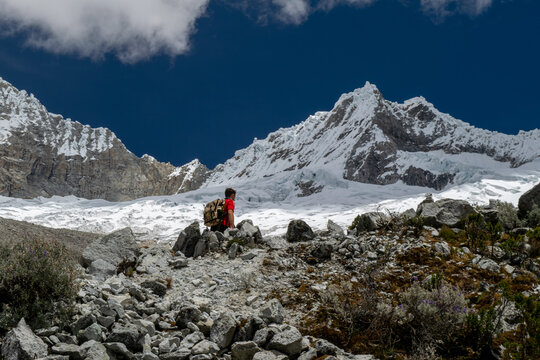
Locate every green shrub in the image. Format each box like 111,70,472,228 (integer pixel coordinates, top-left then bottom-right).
500,233,524,261
0,238,79,331
502,293,540,360
408,216,424,237
226,237,244,249
526,227,540,258
495,201,521,231
525,205,540,228
440,225,457,242
463,213,490,253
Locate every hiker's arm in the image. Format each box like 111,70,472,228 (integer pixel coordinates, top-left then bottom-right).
227,210,235,228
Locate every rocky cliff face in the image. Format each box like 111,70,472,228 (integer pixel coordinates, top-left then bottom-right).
206,82,540,191
0,78,210,201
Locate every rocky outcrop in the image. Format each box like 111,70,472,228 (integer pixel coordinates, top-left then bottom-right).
518,182,540,217
0,78,210,201
81,227,139,268
416,198,476,228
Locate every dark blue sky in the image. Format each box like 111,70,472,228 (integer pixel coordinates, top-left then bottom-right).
1,0,539,169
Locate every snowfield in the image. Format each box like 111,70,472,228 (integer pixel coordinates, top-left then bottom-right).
0,165,538,244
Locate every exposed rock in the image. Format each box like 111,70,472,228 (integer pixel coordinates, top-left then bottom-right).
1,318,48,360
229,242,239,260
173,222,202,258
137,243,173,274
191,340,220,355
433,242,451,257
231,341,261,360
286,220,314,242
106,323,142,352
141,277,168,297
81,228,138,268
267,326,303,356
259,299,285,324
351,212,389,234
51,343,85,360
210,312,237,349
88,259,116,280
518,182,540,217
327,220,345,239
252,350,288,360
417,199,476,228
311,243,333,261
175,305,202,329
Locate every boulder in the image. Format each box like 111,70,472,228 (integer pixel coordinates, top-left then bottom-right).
88,259,117,280
253,351,288,360
231,341,261,360
267,326,303,356
80,341,109,360
433,242,451,257
175,305,202,329
1,318,48,360
259,299,285,324
518,182,540,217
191,340,220,355
417,199,476,228
173,222,202,257
311,243,333,262
286,220,314,242
137,244,173,274
239,221,264,243
81,228,138,268
210,312,237,349
78,323,103,343
106,323,142,352
327,220,345,239
351,212,389,234
141,277,168,297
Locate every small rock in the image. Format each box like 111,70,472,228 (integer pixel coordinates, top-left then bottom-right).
191,340,220,355
259,299,285,324
433,242,451,257
231,341,261,360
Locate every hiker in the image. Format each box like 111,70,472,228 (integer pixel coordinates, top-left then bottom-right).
210,187,236,232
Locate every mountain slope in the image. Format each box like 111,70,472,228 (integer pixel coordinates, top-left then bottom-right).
0,77,209,201
205,82,540,192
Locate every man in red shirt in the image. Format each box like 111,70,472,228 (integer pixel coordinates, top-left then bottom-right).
211,187,236,232
223,187,236,230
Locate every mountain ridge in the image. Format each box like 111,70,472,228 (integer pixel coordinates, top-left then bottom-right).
1,77,539,201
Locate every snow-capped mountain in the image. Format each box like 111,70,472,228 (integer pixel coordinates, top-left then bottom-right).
0,77,209,201
205,82,540,194
1,77,539,202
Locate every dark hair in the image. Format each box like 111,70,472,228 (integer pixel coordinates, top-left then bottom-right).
225,188,236,198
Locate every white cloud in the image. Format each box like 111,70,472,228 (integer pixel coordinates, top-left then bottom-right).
273,0,311,24
0,0,210,63
317,0,377,11
420,0,494,20
0,0,497,63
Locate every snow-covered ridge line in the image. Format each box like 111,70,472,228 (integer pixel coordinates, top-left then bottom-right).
205,82,540,189
0,77,119,159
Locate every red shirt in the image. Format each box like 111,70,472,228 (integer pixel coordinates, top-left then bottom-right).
223,198,235,227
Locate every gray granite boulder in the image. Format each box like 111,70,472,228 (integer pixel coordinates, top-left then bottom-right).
1,318,48,360
231,341,261,360
259,299,285,324
286,220,314,242
81,228,138,268
210,312,237,349
173,222,202,257
351,212,389,234
267,326,303,356
417,199,476,228
88,259,117,280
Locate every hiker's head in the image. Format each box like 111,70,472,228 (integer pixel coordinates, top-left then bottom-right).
225,187,236,200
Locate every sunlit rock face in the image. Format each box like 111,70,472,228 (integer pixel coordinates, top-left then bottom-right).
0,78,210,201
